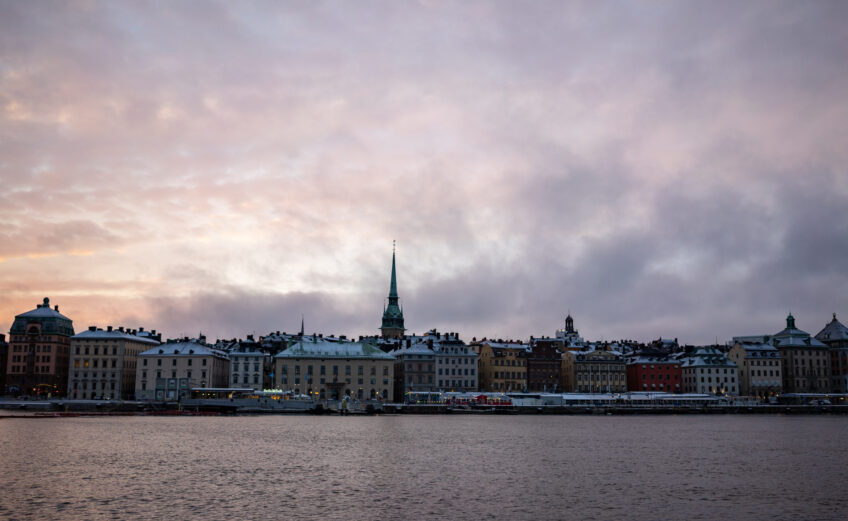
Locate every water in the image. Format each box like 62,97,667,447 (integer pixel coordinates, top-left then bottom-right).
1,415,846,520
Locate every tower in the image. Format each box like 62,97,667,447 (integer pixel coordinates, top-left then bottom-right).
380,242,405,339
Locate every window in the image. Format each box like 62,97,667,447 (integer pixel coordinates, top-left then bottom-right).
202,359,207,366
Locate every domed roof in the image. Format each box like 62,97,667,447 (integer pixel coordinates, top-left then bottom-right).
10,297,75,336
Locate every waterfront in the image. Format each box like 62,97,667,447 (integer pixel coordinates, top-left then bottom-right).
1,416,846,520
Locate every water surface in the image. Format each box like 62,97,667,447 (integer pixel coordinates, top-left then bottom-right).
1,415,845,520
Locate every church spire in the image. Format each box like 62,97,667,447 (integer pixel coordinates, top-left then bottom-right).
381,241,405,339
389,240,399,300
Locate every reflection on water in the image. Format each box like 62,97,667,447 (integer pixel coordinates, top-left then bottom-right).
1,415,845,520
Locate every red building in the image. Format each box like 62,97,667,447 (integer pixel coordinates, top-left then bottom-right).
627,355,682,393
5,298,75,397
527,339,562,392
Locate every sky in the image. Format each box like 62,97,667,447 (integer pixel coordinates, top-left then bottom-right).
1,1,847,345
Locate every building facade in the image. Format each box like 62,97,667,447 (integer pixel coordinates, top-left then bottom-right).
69,326,161,400
727,341,782,398
679,346,738,396
626,355,682,393
274,337,395,401
5,298,74,397
527,339,562,392
771,314,830,393
136,339,230,400
815,313,848,393
391,341,436,402
431,331,478,392
562,347,626,393
476,341,527,392
229,344,271,391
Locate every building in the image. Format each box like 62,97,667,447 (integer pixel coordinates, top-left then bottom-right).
0,334,7,395
476,341,527,392
527,339,562,392
390,339,436,401
562,346,626,393
136,338,230,400
626,354,682,393
69,326,161,400
5,298,74,397
274,336,395,401
727,341,782,398
679,346,738,396
430,330,478,392
228,339,271,391
815,313,848,393
380,244,405,339
771,314,830,393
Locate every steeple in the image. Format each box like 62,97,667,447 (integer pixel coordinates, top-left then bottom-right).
389,241,399,300
381,241,405,339
786,313,796,330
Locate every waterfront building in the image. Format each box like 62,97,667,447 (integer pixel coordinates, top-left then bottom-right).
727,341,782,398
562,345,626,393
555,313,587,350
69,326,161,400
678,346,738,396
771,314,830,393
431,331,478,392
476,341,527,392
390,339,436,402
274,336,395,400
626,354,681,393
5,298,74,397
0,334,7,394
228,339,271,391
527,339,562,392
136,338,230,400
815,313,848,393
380,244,405,339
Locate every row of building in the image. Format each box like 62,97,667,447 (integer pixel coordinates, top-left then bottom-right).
2,248,847,401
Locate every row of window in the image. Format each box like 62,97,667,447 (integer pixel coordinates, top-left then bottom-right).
10,345,54,352
143,358,208,367
74,359,117,368
282,364,388,377
7,365,54,373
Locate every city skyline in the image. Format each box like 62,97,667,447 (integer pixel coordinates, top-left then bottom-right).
2,1,847,343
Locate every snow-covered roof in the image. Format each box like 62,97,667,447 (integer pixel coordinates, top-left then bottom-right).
390,342,436,357
815,314,848,343
73,329,160,345
140,340,227,358
17,305,72,321
276,339,395,360
627,356,679,365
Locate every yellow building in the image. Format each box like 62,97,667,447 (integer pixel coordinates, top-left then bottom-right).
476,341,527,392
562,347,626,393
274,337,395,401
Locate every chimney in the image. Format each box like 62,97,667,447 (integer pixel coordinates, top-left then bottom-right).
89,326,96,332
55,305,59,311
118,327,124,332
107,326,113,332
139,327,144,332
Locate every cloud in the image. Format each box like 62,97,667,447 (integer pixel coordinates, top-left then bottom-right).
1,1,847,344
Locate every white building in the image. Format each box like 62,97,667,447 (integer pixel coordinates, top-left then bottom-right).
679,346,739,396
136,338,230,400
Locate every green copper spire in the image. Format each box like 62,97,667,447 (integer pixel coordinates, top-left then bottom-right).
388,241,399,300
381,241,405,339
